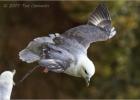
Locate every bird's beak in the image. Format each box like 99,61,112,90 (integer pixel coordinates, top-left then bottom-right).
12,69,16,76
85,77,90,87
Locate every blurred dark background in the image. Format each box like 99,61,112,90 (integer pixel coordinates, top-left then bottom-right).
0,1,140,99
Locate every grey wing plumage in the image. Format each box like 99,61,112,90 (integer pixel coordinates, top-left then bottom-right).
38,43,75,72
62,4,116,49
88,4,111,28
19,34,75,72
19,36,55,63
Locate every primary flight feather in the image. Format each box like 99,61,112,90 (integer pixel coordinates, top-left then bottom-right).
19,4,116,86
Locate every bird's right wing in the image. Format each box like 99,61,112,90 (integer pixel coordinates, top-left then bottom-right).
62,4,116,49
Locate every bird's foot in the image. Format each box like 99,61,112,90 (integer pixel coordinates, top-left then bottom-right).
43,68,49,73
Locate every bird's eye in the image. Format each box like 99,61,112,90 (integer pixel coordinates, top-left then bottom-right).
84,70,88,74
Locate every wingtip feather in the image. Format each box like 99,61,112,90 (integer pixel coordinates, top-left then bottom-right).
19,49,40,63
88,4,111,27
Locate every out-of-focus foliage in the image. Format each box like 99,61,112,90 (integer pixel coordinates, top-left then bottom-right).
0,1,140,99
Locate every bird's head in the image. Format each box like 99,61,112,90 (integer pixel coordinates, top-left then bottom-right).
79,57,95,87
0,70,16,82
64,55,95,86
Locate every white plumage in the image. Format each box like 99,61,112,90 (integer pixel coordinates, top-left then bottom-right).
0,70,16,100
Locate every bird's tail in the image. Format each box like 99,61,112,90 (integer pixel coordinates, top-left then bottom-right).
87,4,116,37
19,36,55,63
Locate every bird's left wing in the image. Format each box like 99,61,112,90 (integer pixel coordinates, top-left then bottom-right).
62,4,116,49
19,36,55,63
38,43,75,73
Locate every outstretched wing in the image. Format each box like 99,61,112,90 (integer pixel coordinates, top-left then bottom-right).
19,34,75,72
62,4,116,49
19,34,59,63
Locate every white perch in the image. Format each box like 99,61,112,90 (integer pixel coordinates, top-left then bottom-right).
0,70,16,100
